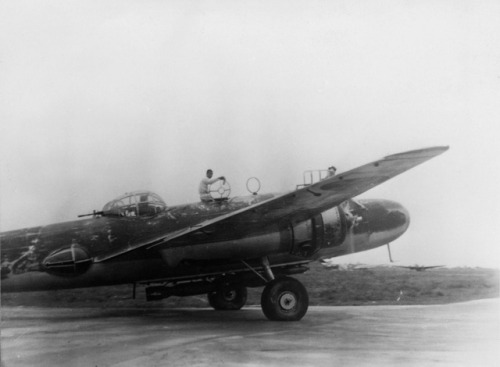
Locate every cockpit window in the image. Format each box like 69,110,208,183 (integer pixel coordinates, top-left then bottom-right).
102,191,167,217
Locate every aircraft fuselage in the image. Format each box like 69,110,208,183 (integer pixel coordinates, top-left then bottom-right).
0,195,409,292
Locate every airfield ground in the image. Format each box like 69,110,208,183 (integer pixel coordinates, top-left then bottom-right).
2,300,499,367
2,265,499,366
1,263,498,308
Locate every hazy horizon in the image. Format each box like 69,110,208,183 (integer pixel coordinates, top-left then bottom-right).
1,0,499,267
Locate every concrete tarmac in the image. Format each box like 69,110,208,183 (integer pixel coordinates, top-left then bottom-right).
1,299,499,367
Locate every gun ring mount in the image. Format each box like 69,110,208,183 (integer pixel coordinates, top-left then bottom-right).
209,180,231,199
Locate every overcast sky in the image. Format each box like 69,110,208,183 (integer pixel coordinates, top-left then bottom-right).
1,0,499,267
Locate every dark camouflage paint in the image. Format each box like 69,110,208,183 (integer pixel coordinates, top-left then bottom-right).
0,193,409,292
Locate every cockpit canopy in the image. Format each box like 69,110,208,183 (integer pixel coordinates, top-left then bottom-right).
102,191,167,217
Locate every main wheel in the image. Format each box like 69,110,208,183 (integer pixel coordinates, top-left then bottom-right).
208,284,247,310
261,277,309,321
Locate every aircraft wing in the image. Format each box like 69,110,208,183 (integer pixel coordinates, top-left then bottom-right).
95,146,448,262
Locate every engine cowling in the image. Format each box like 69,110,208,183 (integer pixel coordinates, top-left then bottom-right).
289,206,348,258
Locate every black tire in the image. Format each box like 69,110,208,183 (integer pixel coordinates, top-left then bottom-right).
207,285,247,310
261,277,309,321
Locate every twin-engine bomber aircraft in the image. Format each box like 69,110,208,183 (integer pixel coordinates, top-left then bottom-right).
0,147,448,321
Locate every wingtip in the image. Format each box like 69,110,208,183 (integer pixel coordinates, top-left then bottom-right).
423,145,450,156
432,145,450,153
385,146,449,160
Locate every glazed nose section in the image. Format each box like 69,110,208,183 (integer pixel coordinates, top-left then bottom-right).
374,200,411,243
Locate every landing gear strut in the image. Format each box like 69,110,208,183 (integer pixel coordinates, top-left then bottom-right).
209,257,310,320
258,256,309,321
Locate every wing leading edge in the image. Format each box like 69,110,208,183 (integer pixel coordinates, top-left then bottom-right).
94,146,448,262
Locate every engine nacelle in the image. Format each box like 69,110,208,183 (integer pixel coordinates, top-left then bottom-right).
159,206,348,267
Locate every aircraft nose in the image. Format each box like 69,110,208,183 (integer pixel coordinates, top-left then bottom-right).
367,199,410,244
387,201,410,240
353,199,410,249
